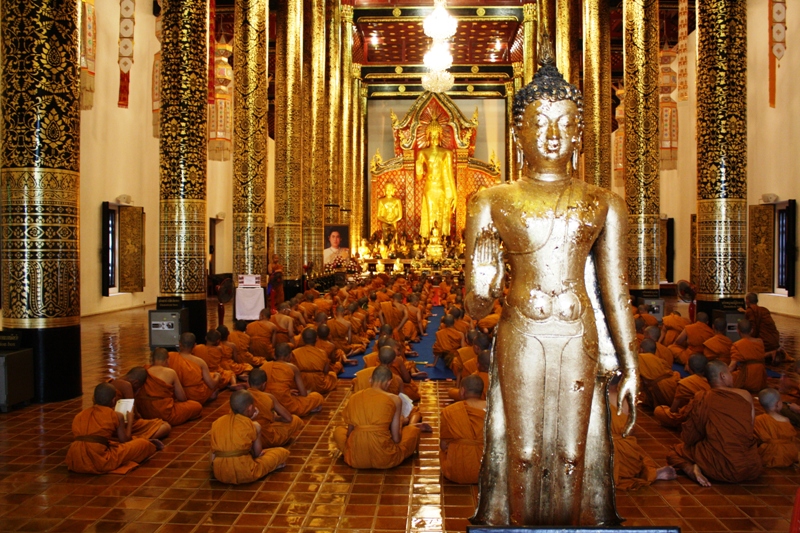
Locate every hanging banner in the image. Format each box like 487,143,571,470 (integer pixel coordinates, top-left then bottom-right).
770,0,787,107
118,0,136,108
208,0,216,105
659,48,678,170
677,0,689,101
80,0,97,110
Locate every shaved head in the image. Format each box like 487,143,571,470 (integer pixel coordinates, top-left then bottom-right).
180,332,196,349
696,312,709,325
317,324,331,340
302,327,318,345
230,390,254,414
461,374,484,397
477,349,491,371
634,317,645,332
737,319,752,335
206,329,221,344
443,315,455,327
687,354,708,376
152,347,169,363
248,368,267,388
124,366,147,385
93,382,118,407
706,360,730,386
371,366,393,384
645,326,661,342
758,388,781,411
639,338,656,354
275,342,292,360
713,317,727,334
378,346,396,365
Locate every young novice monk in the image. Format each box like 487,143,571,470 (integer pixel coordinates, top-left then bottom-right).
754,388,799,468
264,343,324,416
247,368,304,447
730,319,768,394
169,332,224,403
138,348,204,426
108,367,171,440
66,383,163,474
291,328,338,394
653,354,711,429
440,375,486,484
448,350,490,402
210,390,289,484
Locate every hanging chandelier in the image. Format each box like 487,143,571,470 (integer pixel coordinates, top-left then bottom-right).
423,0,457,41
422,0,456,94
423,40,453,72
422,70,455,93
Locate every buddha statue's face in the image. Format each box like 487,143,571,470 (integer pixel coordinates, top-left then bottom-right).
516,99,580,176
385,183,396,197
428,127,441,147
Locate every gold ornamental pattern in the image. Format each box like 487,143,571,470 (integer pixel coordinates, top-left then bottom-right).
119,205,145,293
160,199,206,297
325,0,342,224
748,204,775,293
339,4,355,224
233,0,268,281
583,0,611,189
696,199,747,299
626,214,661,289
522,3,537,84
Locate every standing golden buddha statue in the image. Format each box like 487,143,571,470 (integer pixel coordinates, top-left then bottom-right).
415,121,456,239
464,39,638,526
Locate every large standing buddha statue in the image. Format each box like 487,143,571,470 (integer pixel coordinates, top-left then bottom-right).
415,121,456,239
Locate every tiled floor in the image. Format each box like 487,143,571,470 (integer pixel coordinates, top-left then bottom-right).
1,301,799,533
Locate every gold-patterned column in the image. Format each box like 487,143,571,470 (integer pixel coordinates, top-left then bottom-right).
583,0,611,189
695,0,747,300
274,0,303,279
301,0,326,270
1,0,82,402
624,0,660,291
539,0,556,48
505,81,516,182
556,0,575,82
350,65,363,243
358,84,368,239
233,0,268,285
325,0,342,224
339,5,354,224
160,0,208,337
522,3,538,84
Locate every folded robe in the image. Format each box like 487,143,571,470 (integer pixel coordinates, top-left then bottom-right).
703,334,733,365
262,361,324,416
210,413,289,484
440,401,485,484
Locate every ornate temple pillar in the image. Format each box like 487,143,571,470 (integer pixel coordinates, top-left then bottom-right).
274,0,303,279
301,0,326,270
522,3,537,84
358,85,368,238
555,0,575,82
340,5,354,224
350,65,363,243
1,0,81,402
695,0,747,302
583,0,611,189
233,0,269,285
325,0,342,224
624,0,660,292
160,0,208,339
505,81,516,182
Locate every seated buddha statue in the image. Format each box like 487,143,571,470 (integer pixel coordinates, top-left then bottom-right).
357,239,372,260
425,221,444,260
376,183,403,237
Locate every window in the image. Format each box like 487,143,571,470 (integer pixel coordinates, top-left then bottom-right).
102,202,119,295
776,200,796,296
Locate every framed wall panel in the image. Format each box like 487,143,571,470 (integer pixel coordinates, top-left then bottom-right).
118,205,145,293
747,204,775,293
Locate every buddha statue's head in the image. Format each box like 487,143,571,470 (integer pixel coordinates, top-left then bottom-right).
425,120,443,147
513,36,583,176
385,183,396,197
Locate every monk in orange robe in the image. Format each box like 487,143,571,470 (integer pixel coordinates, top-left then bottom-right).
667,361,762,486
194,331,238,388
670,312,714,365
168,333,225,404
476,312,500,334
635,304,659,327
271,303,295,346
401,294,426,343
229,320,266,367
449,350,490,402
211,326,253,377
332,366,421,469
108,367,171,441
247,368,304,447
660,311,690,346
347,303,372,345
653,354,711,428
210,390,289,484
440,375,486,484
754,388,798,467
291,329,338,394
742,292,783,354
380,293,409,342
317,324,357,374
639,339,680,408
353,346,403,395
644,326,673,369
729,319,768,394
702,317,733,364
264,343,324,416
66,383,163,474
429,314,465,371
328,306,366,355
448,307,472,336
298,292,318,322
246,308,278,362
137,348,203,426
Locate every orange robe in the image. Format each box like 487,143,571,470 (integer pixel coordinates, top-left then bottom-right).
703,334,733,364
448,371,489,402
754,414,798,468
316,339,344,375
453,319,470,335
246,320,276,361
746,304,781,352
352,366,402,395
168,352,217,404
670,321,714,364
662,314,689,346
332,388,421,469
653,374,711,428
654,342,674,369
611,409,659,490
638,352,680,408
248,388,304,447
433,328,463,372
262,361,324,416
667,389,762,483
210,413,290,484
298,301,317,322
401,309,422,342
229,330,265,366
66,405,157,474
314,298,333,317
216,344,253,375
634,313,659,328
476,313,500,332
327,318,364,353
440,402,485,484
109,381,165,440
270,316,292,345
731,337,768,394
380,301,406,341
363,351,379,368
391,357,420,402
193,345,236,385
292,345,338,394
136,369,203,426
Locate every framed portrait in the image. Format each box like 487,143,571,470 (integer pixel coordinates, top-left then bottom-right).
323,225,350,265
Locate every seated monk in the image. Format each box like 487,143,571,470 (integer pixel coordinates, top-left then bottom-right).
298,291,318,323
210,390,289,484
703,317,733,365
362,329,396,368
193,334,238,389
211,327,252,377
138,348,203,426
317,324,356,374
353,346,404,395
660,310,690,346
428,315,466,371
325,306,364,356
634,318,646,345
635,304,659,328
381,293,409,343
645,326,673,369
271,303,295,346
476,310,500,334
230,320,265,367
401,294,426,343
347,303,371,344
449,349,490,402
458,334,493,384
729,319,768,394
754,388,798,468
353,299,376,340
669,312,714,365
654,354,711,428
453,330,479,387
449,307,472,336
639,339,680,408
289,297,307,330
247,368,304,447
263,343,324,416
666,361,762,486
741,292,786,361
168,332,225,404
246,308,278,362
385,337,425,401
66,383,163,474
306,280,321,300
440,375,486,484
332,366,421,469
108,367,171,441
291,329,338,394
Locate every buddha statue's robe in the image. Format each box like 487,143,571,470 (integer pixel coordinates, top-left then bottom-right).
433,328,464,372
745,304,781,351
292,345,338,394
168,352,218,404
440,401,485,484
667,389,762,483
137,369,203,426
653,374,711,428
193,345,236,386
669,322,714,364
216,343,253,375
703,334,733,365
248,387,304,447
353,366,402,394
332,388,421,469
611,409,659,490
262,361,324,416
662,314,690,346
210,413,289,484
448,371,489,402
731,337,768,394
246,320,276,361
66,405,157,474
754,414,798,468
229,330,265,366
638,352,680,408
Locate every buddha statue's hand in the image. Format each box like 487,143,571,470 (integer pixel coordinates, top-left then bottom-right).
617,368,638,437
471,226,503,301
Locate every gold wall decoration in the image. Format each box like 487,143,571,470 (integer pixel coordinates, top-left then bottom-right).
274,0,303,279
159,0,208,299
505,81,515,182
690,213,698,285
233,0,268,284
522,3,537,84
583,0,611,189
659,217,668,282
1,0,81,329
555,0,574,83
340,4,354,225
325,0,342,224
350,67,363,243
748,204,775,293
624,0,660,290
695,0,747,300
119,205,145,293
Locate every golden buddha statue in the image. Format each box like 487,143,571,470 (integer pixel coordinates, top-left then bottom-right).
424,221,444,260
465,39,638,527
393,257,404,273
375,182,403,235
415,120,456,239
375,258,385,273
357,238,372,260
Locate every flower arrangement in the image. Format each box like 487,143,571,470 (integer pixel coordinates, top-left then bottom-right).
323,256,361,274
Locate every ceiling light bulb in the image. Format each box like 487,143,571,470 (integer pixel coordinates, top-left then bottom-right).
423,40,453,71
423,0,457,41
